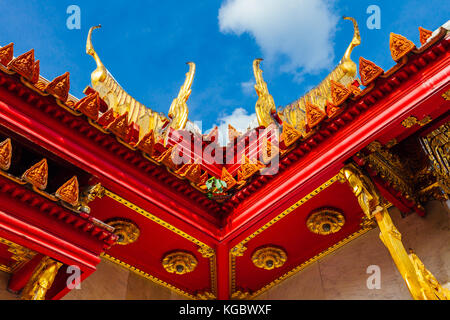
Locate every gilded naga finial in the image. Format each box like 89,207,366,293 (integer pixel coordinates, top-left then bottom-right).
253,59,277,128
86,25,107,85
341,16,362,77
86,25,169,135
278,17,362,127
167,62,195,132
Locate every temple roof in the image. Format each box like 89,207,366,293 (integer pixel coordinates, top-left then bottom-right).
0,19,448,204
0,16,448,300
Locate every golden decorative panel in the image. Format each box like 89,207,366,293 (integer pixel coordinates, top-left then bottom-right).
162,251,198,275
105,219,140,245
251,247,287,270
306,208,346,235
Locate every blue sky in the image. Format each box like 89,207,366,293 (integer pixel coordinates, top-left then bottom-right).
0,0,448,134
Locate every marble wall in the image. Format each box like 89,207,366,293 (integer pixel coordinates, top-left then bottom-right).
0,200,448,300
257,200,450,300
63,259,184,300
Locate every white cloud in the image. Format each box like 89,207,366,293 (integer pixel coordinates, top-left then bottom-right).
241,79,255,96
218,0,339,77
209,108,258,146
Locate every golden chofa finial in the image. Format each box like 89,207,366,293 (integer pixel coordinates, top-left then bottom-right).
168,62,195,131
253,59,277,128
341,16,361,77
86,25,107,85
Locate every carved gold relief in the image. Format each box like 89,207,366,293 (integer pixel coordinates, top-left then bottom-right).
420,122,450,198
343,163,449,300
79,183,105,213
364,141,417,201
390,33,416,61
55,176,80,207
21,256,63,300
402,116,432,128
359,57,384,86
196,291,216,300
198,246,215,259
105,218,140,245
0,138,12,171
251,246,287,270
306,208,346,235
419,27,433,45
230,244,247,258
409,249,450,300
45,72,70,103
162,251,198,275
231,290,252,300
0,43,14,66
22,158,48,190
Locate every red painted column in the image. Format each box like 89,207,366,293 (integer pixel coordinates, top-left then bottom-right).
216,242,230,300
8,254,44,294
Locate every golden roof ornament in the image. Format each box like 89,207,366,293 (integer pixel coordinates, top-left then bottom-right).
390,33,416,62
419,27,433,45
278,16,361,129
45,72,70,102
22,159,48,191
0,43,14,66
164,62,196,145
8,49,35,81
359,57,384,86
55,176,80,207
253,58,277,128
86,25,169,142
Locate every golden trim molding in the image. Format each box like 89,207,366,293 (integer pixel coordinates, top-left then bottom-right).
103,190,217,298
401,116,432,128
0,237,36,274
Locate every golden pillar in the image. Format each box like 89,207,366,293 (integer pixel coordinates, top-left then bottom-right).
21,256,63,300
341,163,449,300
